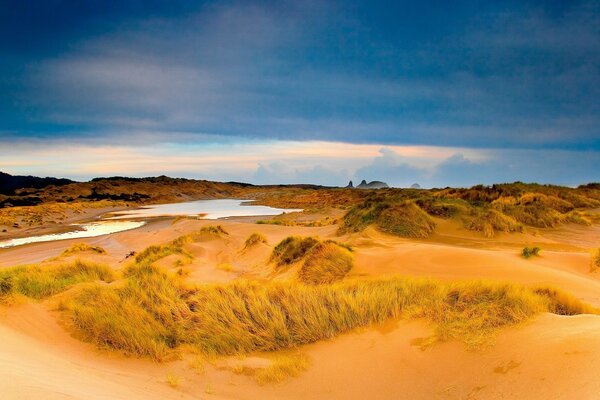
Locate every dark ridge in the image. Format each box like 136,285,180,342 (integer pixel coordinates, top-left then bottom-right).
0,171,74,195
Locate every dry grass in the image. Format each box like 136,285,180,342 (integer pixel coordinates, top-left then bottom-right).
61,243,107,257
134,226,229,267
165,373,180,388
59,264,599,360
244,232,268,248
254,353,310,385
0,200,125,227
463,209,523,238
339,200,435,238
271,236,319,266
299,241,354,284
0,260,114,301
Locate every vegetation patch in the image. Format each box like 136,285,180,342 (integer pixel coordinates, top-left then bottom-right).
254,353,310,385
339,199,435,238
60,264,598,360
61,243,107,257
244,232,268,248
462,209,523,238
521,246,541,259
0,260,114,301
299,241,354,284
271,236,319,266
134,226,229,267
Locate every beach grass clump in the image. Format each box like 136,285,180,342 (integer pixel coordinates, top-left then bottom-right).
60,264,598,360
254,353,310,385
463,209,523,238
564,210,592,226
271,236,319,266
339,199,435,238
244,232,268,248
299,241,354,285
521,246,541,259
134,226,230,267
61,242,107,257
0,260,114,300
135,244,192,266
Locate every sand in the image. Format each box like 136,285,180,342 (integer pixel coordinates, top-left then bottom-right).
1,212,599,399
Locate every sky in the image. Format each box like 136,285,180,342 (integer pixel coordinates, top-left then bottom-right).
0,0,598,187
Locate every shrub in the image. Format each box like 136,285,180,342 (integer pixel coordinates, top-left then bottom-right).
271,236,319,265
521,246,541,259
299,241,354,285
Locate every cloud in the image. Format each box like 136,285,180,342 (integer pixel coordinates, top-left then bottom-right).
0,0,597,150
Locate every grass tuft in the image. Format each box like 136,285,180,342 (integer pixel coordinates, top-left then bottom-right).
61,243,107,257
166,373,180,388
521,246,541,259
299,241,354,284
254,353,310,385
271,236,319,266
244,232,268,248
339,200,435,238
0,260,114,301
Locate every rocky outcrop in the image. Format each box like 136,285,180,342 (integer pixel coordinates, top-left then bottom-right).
356,180,389,189
346,180,354,188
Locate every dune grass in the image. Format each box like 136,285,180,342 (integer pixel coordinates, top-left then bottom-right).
165,372,181,388
521,246,541,259
463,209,523,238
299,241,354,284
134,226,229,267
254,353,310,385
61,242,107,257
0,260,114,301
271,236,319,266
339,199,435,238
59,263,598,360
244,232,268,248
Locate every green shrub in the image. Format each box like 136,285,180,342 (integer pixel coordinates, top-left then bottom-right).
521,246,541,259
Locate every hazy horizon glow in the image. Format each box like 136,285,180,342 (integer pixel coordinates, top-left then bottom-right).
1,1,598,187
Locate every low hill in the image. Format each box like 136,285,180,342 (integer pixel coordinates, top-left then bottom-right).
0,172,73,195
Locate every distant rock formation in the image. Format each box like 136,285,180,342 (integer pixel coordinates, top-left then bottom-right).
410,183,421,189
356,180,389,189
346,180,354,188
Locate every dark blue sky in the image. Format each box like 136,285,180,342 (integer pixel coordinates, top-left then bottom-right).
0,0,598,185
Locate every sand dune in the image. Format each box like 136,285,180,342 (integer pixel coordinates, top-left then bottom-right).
1,215,599,399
